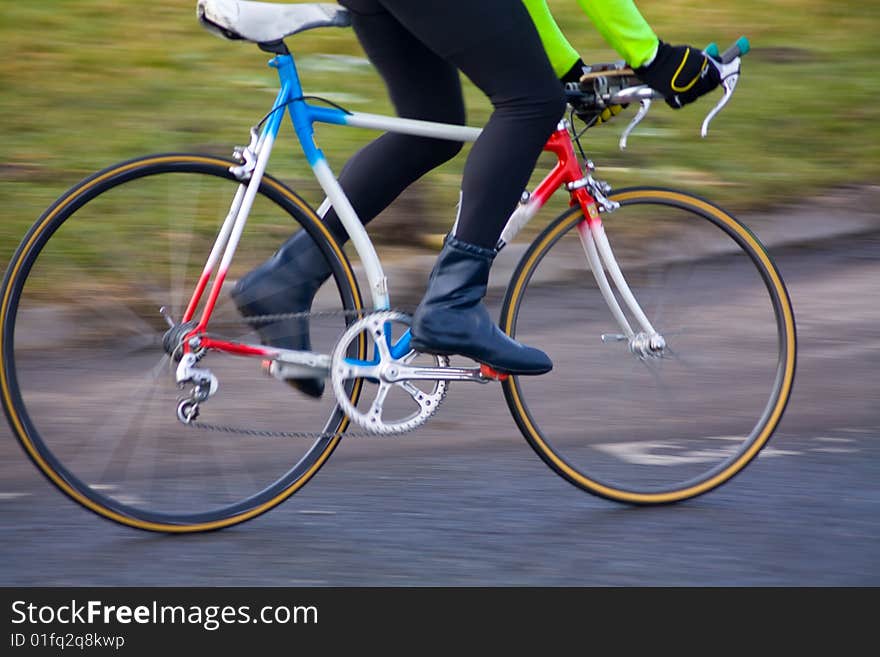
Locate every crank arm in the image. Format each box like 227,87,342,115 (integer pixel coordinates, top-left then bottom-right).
383,364,490,384
267,347,330,374
264,361,330,381
263,348,330,381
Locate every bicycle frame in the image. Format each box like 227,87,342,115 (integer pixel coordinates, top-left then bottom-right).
179,52,658,369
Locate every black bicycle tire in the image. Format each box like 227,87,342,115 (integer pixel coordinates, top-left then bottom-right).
500,186,797,504
0,153,365,532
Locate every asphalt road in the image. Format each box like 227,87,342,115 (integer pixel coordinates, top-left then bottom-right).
0,232,877,586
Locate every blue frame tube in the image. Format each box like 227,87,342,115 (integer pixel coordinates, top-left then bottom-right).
269,53,393,311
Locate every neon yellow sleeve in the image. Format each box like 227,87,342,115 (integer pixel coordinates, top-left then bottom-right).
575,0,659,68
523,1,660,72
522,0,581,77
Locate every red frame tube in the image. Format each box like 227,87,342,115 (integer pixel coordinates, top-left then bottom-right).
197,336,274,357
532,126,601,226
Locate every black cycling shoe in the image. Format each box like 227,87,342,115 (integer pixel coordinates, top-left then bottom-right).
410,235,552,375
231,229,332,398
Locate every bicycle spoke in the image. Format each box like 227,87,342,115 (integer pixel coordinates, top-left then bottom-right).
96,374,166,487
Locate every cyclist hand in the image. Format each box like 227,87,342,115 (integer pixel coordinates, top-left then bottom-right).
634,41,721,109
560,58,587,86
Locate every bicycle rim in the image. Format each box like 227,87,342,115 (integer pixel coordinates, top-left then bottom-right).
501,187,796,503
1,154,365,531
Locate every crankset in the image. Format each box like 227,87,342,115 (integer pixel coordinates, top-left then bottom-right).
329,311,506,435
329,311,448,435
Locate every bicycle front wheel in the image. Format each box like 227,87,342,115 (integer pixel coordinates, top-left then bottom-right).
1,154,365,531
501,187,796,504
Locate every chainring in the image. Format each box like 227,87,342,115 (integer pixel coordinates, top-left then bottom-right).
330,311,448,435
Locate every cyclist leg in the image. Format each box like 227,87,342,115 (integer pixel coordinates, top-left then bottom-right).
321,0,467,243
232,2,468,397
234,0,563,382
375,0,564,373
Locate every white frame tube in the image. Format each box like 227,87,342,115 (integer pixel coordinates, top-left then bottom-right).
590,221,658,336
346,112,482,143
312,158,390,309
577,221,634,338
216,133,278,275
198,184,247,279
578,217,658,338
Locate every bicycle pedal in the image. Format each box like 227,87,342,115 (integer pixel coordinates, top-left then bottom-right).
479,364,509,382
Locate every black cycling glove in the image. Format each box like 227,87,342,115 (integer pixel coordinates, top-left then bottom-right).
560,58,587,85
635,41,721,109
560,58,626,126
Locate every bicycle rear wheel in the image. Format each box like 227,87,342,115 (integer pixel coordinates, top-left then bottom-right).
501,187,796,503
1,154,364,531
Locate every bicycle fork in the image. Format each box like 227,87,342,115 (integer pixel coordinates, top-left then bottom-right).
504,123,667,360
574,206,666,359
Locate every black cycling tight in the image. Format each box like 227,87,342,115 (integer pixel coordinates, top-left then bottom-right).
318,0,566,249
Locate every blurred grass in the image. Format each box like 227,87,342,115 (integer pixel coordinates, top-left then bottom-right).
1,0,878,268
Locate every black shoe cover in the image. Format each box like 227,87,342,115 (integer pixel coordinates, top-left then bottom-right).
231,229,332,398
410,236,552,375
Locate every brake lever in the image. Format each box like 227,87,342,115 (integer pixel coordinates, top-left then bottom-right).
701,57,741,137
619,98,652,150
607,86,658,150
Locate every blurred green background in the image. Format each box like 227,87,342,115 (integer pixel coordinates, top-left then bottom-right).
1,0,878,264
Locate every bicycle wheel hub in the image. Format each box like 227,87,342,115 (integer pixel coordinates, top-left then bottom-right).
162,319,198,361
629,331,667,359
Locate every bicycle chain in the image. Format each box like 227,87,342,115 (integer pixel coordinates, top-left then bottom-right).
182,306,438,439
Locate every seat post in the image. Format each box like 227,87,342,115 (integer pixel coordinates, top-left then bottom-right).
259,40,290,55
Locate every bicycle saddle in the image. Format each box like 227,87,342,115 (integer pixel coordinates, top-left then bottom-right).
197,0,351,43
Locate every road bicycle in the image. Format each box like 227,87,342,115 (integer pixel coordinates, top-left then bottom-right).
0,1,796,532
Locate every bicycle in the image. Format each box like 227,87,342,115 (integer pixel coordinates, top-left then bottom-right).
0,1,796,532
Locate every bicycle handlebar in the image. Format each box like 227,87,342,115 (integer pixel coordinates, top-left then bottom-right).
572,37,750,150
707,36,751,65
